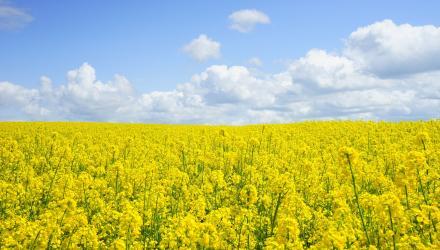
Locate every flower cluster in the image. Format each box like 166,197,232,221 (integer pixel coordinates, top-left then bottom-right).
0,121,439,249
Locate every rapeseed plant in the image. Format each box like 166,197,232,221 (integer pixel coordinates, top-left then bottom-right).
0,121,438,249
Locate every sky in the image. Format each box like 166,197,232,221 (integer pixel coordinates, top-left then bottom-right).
1,0,440,124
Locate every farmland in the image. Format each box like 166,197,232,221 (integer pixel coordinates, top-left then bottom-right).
0,122,439,249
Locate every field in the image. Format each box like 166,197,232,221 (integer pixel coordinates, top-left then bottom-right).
0,121,439,249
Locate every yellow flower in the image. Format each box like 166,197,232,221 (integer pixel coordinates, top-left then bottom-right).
240,184,258,206
407,151,426,168
415,131,430,149
339,146,359,165
0,121,438,249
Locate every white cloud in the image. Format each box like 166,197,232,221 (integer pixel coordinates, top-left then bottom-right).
60,63,134,120
248,57,263,67
0,81,35,106
179,65,299,107
2,20,440,124
229,9,270,33
0,2,33,30
183,34,221,61
289,49,389,90
2,59,440,123
0,63,137,121
0,81,47,119
0,63,302,123
318,89,415,115
344,19,440,77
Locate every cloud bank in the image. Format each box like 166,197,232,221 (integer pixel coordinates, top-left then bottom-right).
1,20,440,124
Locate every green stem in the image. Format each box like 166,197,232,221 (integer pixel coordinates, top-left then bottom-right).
388,206,396,250
416,167,428,205
346,155,370,246
404,185,410,210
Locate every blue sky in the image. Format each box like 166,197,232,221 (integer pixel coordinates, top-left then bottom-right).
1,0,440,123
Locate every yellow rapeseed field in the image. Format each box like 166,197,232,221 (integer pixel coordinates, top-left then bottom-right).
0,121,439,249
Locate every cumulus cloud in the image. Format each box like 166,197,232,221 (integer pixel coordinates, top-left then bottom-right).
178,65,299,107
183,34,221,61
229,9,270,33
60,63,134,120
0,2,33,30
289,49,390,90
344,19,440,77
1,63,137,121
0,81,49,120
2,20,440,124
